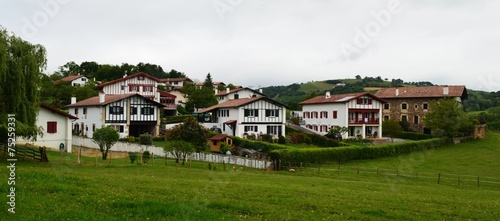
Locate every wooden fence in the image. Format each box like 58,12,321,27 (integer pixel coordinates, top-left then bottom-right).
2,144,49,162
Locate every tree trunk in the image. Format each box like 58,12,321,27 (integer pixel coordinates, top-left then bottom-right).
102,150,108,160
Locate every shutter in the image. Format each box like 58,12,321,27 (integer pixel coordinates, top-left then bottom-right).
265,110,270,117
244,109,249,117
275,110,279,117
325,112,328,118
368,99,372,105
303,112,306,118
254,109,259,117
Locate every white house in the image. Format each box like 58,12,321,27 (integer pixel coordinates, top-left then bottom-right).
66,93,164,139
97,72,177,115
17,104,78,152
160,77,192,88
299,92,386,139
197,96,287,138
215,87,265,104
55,74,89,86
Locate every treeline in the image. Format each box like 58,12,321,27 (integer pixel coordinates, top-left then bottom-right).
51,61,187,82
463,90,500,111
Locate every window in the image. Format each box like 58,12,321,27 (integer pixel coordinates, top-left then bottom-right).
311,111,318,118
83,107,87,115
81,78,86,81
244,109,259,117
384,103,390,109
173,82,178,85
333,111,338,119
244,126,258,132
401,115,408,122
320,125,328,133
234,94,239,99
121,85,125,90
265,109,279,117
401,103,408,110
141,107,155,115
414,104,418,109
414,116,419,124
129,85,138,92
320,111,328,118
219,96,225,101
74,108,78,115
218,109,229,117
423,103,429,110
109,106,124,115
357,98,372,105
131,107,137,115
47,121,57,133
110,125,124,133
267,125,281,135
144,86,152,92
384,115,390,121
92,124,96,132
138,76,145,80
303,111,310,119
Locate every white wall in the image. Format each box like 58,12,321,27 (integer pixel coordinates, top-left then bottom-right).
17,107,73,152
102,76,158,99
70,106,103,139
71,76,88,86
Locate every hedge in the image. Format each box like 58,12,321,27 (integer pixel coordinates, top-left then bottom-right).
269,138,447,164
286,126,340,147
397,132,434,140
231,136,288,153
165,115,190,124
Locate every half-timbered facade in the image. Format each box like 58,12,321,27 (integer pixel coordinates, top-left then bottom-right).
197,96,287,138
299,92,386,139
375,85,467,133
215,87,264,104
66,93,163,138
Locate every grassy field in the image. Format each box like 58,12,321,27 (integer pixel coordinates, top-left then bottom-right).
299,81,334,92
1,133,500,220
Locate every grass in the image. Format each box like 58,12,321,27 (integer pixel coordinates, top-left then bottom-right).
298,81,334,92
1,133,500,220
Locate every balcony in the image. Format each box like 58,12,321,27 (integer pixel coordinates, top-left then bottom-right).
348,118,380,124
161,103,177,110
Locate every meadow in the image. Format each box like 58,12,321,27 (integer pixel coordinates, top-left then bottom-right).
1,133,500,220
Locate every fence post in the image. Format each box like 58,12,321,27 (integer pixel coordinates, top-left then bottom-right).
438,173,441,184
78,148,81,164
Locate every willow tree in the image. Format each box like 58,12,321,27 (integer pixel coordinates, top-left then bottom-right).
0,27,47,139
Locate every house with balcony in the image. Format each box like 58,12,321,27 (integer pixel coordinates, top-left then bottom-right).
97,72,177,116
66,93,164,139
299,92,386,139
375,85,467,133
196,96,287,138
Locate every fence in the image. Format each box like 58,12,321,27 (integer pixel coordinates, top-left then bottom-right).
278,163,500,189
72,136,272,169
2,145,48,162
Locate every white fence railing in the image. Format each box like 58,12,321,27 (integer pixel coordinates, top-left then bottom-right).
72,136,272,169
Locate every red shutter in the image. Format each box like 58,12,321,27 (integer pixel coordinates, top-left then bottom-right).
325,112,328,118
368,99,372,105
47,122,57,133
357,99,361,104
333,111,338,119
303,112,306,118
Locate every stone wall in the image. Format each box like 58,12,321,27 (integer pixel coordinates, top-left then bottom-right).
382,97,441,133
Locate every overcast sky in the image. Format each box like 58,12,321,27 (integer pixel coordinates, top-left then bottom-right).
2,0,500,91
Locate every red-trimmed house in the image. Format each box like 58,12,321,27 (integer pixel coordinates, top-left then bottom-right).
299,92,387,139
215,87,264,104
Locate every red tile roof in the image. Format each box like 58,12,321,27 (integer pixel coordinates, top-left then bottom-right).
40,103,78,119
97,72,161,89
210,134,230,141
54,75,85,84
158,90,177,98
66,94,134,107
197,96,286,113
375,86,467,99
160,78,192,83
299,92,386,105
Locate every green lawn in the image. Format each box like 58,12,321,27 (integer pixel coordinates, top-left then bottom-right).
1,133,500,220
298,81,334,92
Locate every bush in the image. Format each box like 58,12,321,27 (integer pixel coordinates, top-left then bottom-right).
128,152,138,163
128,136,136,143
118,138,129,142
398,132,434,140
270,138,447,164
152,136,165,142
231,136,288,153
166,115,190,124
139,134,153,145
142,151,151,164
278,135,286,144
220,142,231,154
261,134,273,143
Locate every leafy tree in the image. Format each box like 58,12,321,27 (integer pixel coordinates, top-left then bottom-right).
166,116,210,152
217,84,226,92
56,61,79,77
325,126,349,140
355,75,361,80
227,83,236,90
0,28,47,139
182,77,217,112
135,62,166,79
382,119,403,142
423,98,472,138
92,126,120,160
166,69,186,78
79,61,99,78
164,140,195,165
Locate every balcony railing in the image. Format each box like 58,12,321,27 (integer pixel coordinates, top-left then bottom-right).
161,103,177,109
348,118,380,124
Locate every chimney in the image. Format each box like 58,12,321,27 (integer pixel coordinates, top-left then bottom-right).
226,87,230,93
325,91,331,99
395,88,399,96
99,91,105,103
71,94,76,104
259,88,263,94
123,73,127,78
443,86,449,95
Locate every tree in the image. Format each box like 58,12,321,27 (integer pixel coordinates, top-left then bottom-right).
355,75,362,80
92,126,119,160
166,69,186,78
79,61,99,78
182,80,217,112
325,126,348,140
164,140,195,165
382,119,403,142
166,116,210,152
0,27,47,139
203,73,214,89
56,61,79,77
423,98,472,138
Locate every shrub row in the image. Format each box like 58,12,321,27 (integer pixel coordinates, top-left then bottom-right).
286,126,340,147
231,136,289,153
398,132,434,140
165,115,190,124
269,138,447,164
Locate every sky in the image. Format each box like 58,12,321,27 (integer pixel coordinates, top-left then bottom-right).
2,0,500,91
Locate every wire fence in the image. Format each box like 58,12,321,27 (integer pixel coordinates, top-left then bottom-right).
278,162,500,189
